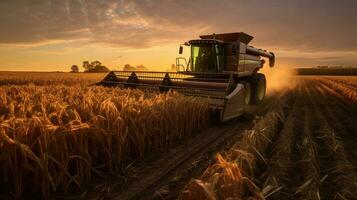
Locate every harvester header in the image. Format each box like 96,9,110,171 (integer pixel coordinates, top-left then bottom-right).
97,32,275,121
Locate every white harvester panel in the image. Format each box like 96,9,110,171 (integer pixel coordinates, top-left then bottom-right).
221,83,245,121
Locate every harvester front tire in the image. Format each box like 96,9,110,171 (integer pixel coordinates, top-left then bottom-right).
241,81,252,106
250,73,266,104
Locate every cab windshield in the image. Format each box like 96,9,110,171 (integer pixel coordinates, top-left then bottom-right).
191,44,217,73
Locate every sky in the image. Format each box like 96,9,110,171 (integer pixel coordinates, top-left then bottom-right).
0,0,356,71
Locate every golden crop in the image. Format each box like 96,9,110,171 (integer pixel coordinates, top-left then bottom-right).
0,72,105,86
0,85,209,198
317,78,357,103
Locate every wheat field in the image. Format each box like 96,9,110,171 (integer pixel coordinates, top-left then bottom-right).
2,72,357,199
0,73,210,198
0,72,105,86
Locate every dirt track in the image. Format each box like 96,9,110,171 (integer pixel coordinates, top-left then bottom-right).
84,77,357,200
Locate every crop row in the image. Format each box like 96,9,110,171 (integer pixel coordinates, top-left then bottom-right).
317,78,357,103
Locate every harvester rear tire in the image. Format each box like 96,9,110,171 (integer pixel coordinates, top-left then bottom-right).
250,73,266,104
241,81,252,106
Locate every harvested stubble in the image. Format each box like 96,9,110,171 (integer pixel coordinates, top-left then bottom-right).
0,85,210,198
295,134,320,199
260,115,320,199
261,82,357,199
317,78,357,103
327,77,357,89
180,93,293,200
315,127,357,199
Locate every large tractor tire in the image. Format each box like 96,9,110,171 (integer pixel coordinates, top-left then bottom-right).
250,73,266,104
241,81,252,106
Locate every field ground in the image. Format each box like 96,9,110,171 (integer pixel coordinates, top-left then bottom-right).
0,72,356,199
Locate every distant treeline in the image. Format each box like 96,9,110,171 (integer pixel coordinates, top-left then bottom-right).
295,68,357,76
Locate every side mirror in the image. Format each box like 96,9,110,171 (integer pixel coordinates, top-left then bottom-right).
179,46,183,54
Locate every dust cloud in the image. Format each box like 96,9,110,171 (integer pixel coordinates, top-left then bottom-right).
260,66,297,94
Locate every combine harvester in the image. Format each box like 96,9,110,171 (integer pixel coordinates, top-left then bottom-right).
97,32,275,121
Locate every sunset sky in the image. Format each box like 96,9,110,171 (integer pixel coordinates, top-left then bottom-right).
0,0,356,71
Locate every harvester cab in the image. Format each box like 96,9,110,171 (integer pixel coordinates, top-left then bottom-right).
176,32,274,74
97,32,275,122
177,39,224,73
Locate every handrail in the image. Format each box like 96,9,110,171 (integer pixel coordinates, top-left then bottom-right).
176,57,188,72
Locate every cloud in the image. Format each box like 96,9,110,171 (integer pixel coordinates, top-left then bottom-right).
0,0,357,51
